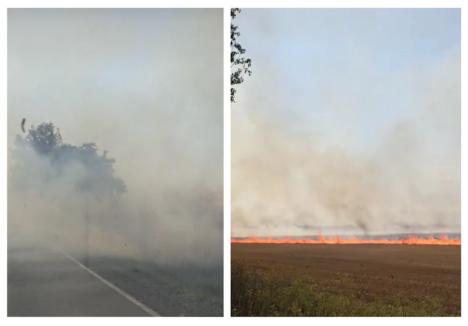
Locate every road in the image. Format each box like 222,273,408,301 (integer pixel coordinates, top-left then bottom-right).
8,240,155,316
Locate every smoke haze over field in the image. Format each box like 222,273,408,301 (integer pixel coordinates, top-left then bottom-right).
232,9,460,237
8,9,223,266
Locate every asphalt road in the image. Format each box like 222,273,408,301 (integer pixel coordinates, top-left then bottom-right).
8,241,154,316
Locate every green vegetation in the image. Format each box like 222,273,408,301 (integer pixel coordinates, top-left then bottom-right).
231,8,252,102
231,261,453,317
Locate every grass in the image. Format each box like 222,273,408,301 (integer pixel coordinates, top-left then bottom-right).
89,256,223,316
231,261,451,317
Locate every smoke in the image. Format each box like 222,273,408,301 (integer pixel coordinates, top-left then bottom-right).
232,13,460,237
8,9,223,267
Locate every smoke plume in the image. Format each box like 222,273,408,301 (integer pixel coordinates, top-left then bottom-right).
232,10,460,237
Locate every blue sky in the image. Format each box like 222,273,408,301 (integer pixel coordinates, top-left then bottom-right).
235,9,460,154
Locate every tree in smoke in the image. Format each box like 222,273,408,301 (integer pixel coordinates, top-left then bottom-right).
12,122,126,266
231,8,252,103
25,122,62,155
16,122,126,196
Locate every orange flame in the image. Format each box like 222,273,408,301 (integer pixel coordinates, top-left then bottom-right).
231,234,461,246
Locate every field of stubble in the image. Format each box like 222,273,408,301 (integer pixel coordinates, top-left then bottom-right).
231,244,460,316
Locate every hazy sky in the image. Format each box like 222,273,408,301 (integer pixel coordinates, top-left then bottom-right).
9,9,222,184
232,9,460,237
9,9,223,265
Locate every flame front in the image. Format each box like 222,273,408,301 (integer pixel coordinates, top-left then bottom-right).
232,234,461,246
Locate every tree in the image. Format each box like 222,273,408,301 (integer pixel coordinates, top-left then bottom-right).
18,122,126,196
231,8,252,103
25,122,62,155
12,122,126,266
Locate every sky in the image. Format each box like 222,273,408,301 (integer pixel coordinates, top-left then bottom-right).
232,9,460,237
8,9,223,266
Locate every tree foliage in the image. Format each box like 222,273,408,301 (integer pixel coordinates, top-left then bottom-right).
25,122,62,155
231,8,252,103
14,122,126,197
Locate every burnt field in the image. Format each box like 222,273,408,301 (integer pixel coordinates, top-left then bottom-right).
232,244,460,316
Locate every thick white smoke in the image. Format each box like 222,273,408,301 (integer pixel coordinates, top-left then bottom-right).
8,9,223,267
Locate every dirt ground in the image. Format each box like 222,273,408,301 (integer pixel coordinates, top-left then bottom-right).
232,244,460,316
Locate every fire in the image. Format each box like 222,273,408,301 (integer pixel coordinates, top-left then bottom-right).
231,234,461,246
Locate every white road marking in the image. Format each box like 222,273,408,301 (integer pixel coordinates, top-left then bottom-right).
56,248,159,316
